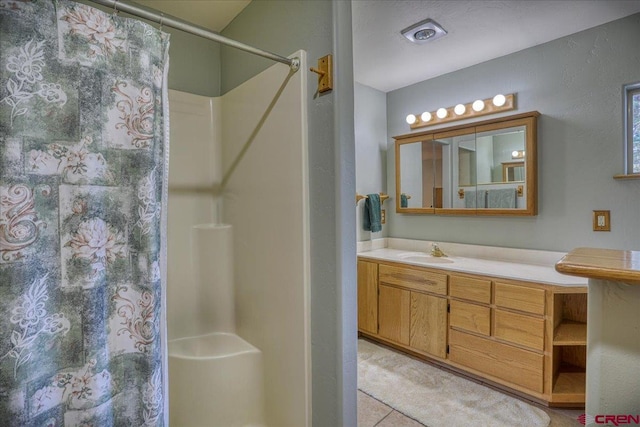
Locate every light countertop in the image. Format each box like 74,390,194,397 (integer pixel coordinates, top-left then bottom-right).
358,239,587,287
555,247,640,285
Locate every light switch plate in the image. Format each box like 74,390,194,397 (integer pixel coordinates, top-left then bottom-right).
381,209,386,224
593,210,610,231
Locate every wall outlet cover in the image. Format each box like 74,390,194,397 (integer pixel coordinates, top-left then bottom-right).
593,210,610,231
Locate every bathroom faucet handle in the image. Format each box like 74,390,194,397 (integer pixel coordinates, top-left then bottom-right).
431,243,447,257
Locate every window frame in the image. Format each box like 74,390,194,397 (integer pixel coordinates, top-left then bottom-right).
624,82,640,175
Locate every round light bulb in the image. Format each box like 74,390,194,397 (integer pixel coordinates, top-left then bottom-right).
406,114,417,125
414,28,436,41
472,100,485,112
454,104,466,115
421,111,432,122
436,108,448,119
493,94,506,107
512,150,519,157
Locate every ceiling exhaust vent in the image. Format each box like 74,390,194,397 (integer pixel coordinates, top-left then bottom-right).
401,18,447,44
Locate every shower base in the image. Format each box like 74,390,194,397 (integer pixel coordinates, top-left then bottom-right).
169,332,265,426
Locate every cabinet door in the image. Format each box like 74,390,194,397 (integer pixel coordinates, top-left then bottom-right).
495,282,545,315
378,284,410,345
450,299,490,336
449,275,491,304
449,329,544,393
357,260,378,334
494,309,544,351
410,292,448,358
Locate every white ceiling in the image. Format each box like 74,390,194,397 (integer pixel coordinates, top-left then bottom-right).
353,0,640,92
135,0,250,32
137,0,640,93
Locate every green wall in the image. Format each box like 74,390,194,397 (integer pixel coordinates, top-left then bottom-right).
77,0,221,96
384,13,640,252
221,0,330,94
165,28,220,96
355,83,388,241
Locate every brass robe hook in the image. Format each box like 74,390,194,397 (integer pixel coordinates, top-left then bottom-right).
309,67,326,77
309,54,333,93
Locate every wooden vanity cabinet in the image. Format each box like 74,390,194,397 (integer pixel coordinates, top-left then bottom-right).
448,329,544,393
448,277,546,394
374,264,448,359
449,275,491,336
449,300,490,336
377,285,448,358
548,289,587,404
357,260,378,335
378,284,410,344
493,281,546,352
357,257,588,407
410,292,447,358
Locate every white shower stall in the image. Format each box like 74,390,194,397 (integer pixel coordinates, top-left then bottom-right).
166,51,310,427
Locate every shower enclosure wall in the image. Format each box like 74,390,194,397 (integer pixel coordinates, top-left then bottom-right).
167,51,310,426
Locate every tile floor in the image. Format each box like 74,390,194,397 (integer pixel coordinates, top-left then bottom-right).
357,341,586,427
358,389,584,427
358,391,423,427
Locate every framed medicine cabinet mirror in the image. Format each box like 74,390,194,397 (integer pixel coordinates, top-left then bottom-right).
395,111,539,216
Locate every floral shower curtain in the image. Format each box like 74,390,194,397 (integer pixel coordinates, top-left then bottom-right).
0,1,169,425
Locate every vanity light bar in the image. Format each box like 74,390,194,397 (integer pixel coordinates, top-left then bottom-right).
406,93,517,130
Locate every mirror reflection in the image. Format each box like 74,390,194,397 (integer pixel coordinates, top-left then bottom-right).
476,126,525,185
398,140,444,209
395,112,538,216
503,161,524,182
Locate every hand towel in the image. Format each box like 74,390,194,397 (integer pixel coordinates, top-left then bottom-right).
363,193,382,232
463,189,487,208
477,190,487,208
463,189,476,208
400,193,408,208
488,188,517,208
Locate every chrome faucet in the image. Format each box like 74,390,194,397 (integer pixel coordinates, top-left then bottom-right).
431,243,447,257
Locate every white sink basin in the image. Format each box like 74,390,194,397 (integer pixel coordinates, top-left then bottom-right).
396,252,454,264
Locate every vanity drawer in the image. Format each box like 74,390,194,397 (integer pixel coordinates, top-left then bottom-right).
494,309,545,351
450,300,490,336
494,282,545,315
449,275,492,304
449,329,544,393
379,264,447,295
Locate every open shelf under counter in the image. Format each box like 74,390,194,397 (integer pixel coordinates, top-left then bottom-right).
555,247,640,414
552,371,586,403
553,321,587,345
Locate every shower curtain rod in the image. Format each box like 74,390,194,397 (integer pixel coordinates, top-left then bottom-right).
88,0,300,71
